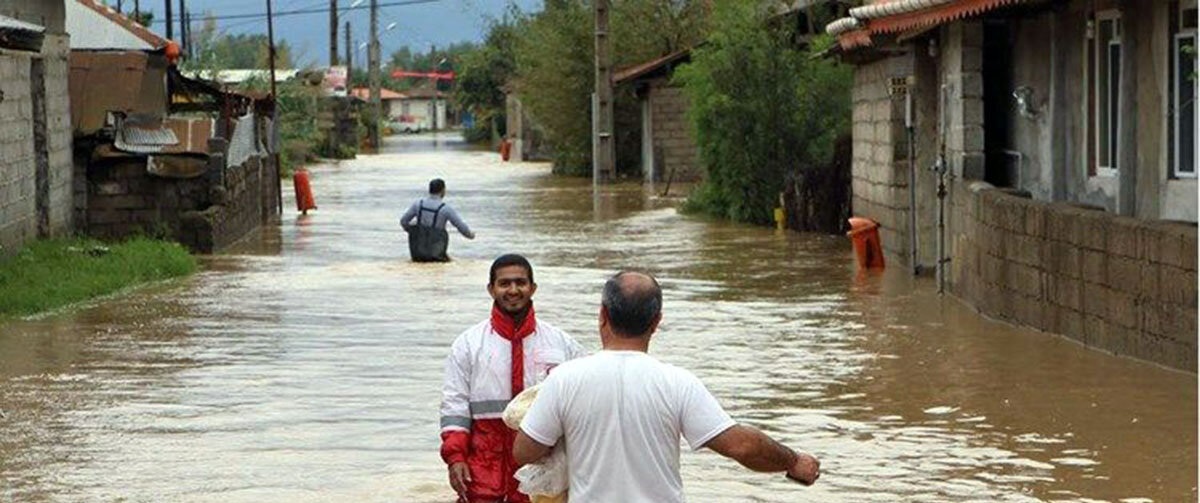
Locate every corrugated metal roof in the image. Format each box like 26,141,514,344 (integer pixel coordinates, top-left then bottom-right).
827,0,1033,49
614,49,692,85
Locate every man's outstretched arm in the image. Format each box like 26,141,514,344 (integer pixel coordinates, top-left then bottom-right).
702,424,820,485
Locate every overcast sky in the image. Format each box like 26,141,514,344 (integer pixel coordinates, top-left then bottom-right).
138,0,542,67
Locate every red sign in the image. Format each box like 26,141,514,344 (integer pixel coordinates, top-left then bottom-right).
390,70,456,80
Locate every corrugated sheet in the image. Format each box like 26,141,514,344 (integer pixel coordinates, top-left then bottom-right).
227,112,265,168
113,117,212,155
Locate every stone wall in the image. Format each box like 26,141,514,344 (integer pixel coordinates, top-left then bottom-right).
0,33,74,257
84,141,279,254
648,81,700,182
952,184,1198,371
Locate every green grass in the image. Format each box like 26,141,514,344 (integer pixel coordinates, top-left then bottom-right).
0,237,198,319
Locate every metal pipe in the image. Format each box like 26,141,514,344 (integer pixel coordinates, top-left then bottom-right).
906,79,920,275
935,82,948,294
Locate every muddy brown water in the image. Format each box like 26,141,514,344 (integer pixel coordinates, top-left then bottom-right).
1,134,1194,502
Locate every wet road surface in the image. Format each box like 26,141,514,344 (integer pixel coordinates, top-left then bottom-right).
1,133,1195,502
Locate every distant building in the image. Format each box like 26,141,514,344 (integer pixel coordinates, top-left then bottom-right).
0,2,74,256
398,82,449,131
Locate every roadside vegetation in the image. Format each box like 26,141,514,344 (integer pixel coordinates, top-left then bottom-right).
0,237,198,319
676,2,851,225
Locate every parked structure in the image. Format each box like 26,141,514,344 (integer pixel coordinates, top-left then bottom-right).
829,0,1198,371
68,0,279,252
0,3,74,257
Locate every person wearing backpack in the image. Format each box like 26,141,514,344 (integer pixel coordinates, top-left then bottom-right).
401,178,475,262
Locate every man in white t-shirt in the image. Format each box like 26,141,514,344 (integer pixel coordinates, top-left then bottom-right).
513,271,819,502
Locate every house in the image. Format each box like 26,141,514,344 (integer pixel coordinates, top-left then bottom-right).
350,86,406,119
399,82,449,131
827,0,1198,370
67,0,280,252
614,49,699,185
0,2,74,257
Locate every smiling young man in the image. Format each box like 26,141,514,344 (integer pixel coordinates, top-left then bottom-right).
439,254,586,503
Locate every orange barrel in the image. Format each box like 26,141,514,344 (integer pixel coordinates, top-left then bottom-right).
501,140,513,161
293,169,317,213
846,217,885,269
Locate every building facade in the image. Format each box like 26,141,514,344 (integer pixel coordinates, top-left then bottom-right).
830,0,1198,371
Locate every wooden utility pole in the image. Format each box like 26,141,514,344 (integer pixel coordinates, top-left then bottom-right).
368,0,381,150
267,0,282,213
593,0,614,182
344,22,352,79
179,0,188,55
165,0,173,40
117,0,123,12
133,0,140,21
330,0,339,66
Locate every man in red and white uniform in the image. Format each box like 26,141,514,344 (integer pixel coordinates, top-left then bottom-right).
440,254,586,502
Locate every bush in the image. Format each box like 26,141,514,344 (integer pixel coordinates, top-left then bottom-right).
676,2,851,225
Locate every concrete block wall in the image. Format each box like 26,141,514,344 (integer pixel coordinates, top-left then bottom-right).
649,82,701,182
0,33,73,257
849,54,912,259
0,53,38,256
44,34,73,238
952,185,1197,371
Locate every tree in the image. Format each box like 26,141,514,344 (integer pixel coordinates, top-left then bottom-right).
513,0,710,175
453,9,524,143
675,1,851,225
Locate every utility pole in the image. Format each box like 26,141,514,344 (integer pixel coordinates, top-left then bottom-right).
344,22,352,81
179,0,188,56
329,0,339,66
593,0,614,182
267,0,282,214
368,0,381,151
165,0,173,40
133,0,140,21
117,0,123,12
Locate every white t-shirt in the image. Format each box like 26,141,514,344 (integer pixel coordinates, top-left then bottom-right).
520,350,736,503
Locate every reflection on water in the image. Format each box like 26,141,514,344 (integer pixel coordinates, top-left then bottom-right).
1,134,1195,502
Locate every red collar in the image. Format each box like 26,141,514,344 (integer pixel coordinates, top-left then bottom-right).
490,303,537,341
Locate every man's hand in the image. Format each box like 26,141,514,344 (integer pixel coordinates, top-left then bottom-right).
786,452,820,486
448,462,472,499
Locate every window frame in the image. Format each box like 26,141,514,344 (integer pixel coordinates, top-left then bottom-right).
1089,9,1123,178
1172,15,1197,178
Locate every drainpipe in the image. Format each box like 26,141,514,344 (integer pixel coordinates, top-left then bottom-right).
906,77,920,275
934,82,949,294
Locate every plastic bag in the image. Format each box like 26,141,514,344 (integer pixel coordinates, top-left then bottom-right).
503,385,569,499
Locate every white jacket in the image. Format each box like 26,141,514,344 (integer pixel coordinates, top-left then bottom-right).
440,319,586,433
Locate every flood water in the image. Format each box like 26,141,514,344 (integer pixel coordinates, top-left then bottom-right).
1,134,1195,502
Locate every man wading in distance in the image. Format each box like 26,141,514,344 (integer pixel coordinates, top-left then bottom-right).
513,271,820,502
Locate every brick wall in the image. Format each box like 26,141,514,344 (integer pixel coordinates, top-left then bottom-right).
0,33,74,257
952,184,1198,371
648,82,700,182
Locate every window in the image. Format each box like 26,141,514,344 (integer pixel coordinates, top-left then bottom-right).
1088,11,1122,177
1171,1,1197,178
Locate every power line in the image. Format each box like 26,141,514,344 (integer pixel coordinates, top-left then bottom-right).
146,0,439,24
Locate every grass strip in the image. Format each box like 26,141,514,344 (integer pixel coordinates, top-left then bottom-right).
0,237,198,319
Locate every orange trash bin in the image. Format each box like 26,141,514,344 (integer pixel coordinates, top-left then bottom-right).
293,169,317,214
500,139,512,161
847,217,885,269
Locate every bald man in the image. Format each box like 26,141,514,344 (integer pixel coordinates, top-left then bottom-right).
513,271,820,502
